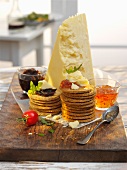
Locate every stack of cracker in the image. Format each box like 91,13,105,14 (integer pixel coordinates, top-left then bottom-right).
29,91,61,116
60,86,96,122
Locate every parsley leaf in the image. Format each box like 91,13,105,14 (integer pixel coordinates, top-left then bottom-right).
48,129,55,134
38,133,45,137
41,118,54,126
66,64,82,74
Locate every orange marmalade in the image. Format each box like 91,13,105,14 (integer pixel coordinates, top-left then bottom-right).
95,85,118,109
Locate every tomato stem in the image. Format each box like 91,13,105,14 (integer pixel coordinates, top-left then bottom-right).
16,117,27,123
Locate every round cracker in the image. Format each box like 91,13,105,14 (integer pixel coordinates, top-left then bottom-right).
37,109,61,116
62,114,95,120
30,100,61,107
61,108,95,116
62,114,95,123
62,108,95,114
60,85,94,94
29,101,61,110
61,107,95,115
60,94,94,103
61,99,95,106
30,97,61,104
62,102,95,110
29,90,60,102
62,109,95,119
62,91,96,98
29,106,61,116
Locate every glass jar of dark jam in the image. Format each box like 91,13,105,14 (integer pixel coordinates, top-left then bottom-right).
17,66,47,93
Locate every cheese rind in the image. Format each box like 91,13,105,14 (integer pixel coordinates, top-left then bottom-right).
46,13,94,90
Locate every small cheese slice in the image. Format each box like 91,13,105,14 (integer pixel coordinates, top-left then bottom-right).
39,80,55,89
53,115,61,120
45,114,52,118
69,121,79,129
71,83,79,90
66,71,89,86
46,13,94,90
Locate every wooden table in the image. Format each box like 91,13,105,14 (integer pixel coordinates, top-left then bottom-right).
0,65,127,169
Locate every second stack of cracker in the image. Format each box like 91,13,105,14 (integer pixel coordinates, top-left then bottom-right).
60,86,96,123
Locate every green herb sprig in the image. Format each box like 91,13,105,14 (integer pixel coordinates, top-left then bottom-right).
48,129,55,134
40,118,55,134
41,118,54,126
38,133,45,137
28,81,42,95
66,64,82,74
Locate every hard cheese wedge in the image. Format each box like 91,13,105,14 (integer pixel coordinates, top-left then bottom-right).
46,13,94,90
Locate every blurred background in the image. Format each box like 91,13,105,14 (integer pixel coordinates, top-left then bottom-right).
0,0,127,68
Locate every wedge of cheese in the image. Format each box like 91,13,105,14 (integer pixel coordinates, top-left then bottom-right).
46,13,94,90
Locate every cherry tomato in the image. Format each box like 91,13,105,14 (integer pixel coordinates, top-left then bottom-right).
22,110,38,126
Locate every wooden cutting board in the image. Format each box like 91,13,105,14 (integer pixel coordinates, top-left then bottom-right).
0,73,127,162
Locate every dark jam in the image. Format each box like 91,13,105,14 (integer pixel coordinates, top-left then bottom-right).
18,68,45,92
36,88,57,97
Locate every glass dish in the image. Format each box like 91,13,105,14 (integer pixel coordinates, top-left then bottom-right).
17,66,47,93
89,78,120,110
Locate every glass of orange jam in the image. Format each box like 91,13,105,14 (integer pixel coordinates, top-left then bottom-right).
89,78,120,110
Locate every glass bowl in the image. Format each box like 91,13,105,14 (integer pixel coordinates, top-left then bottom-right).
89,78,120,110
17,66,47,93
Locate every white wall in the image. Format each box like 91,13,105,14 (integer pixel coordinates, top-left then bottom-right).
78,0,127,45
78,0,127,66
